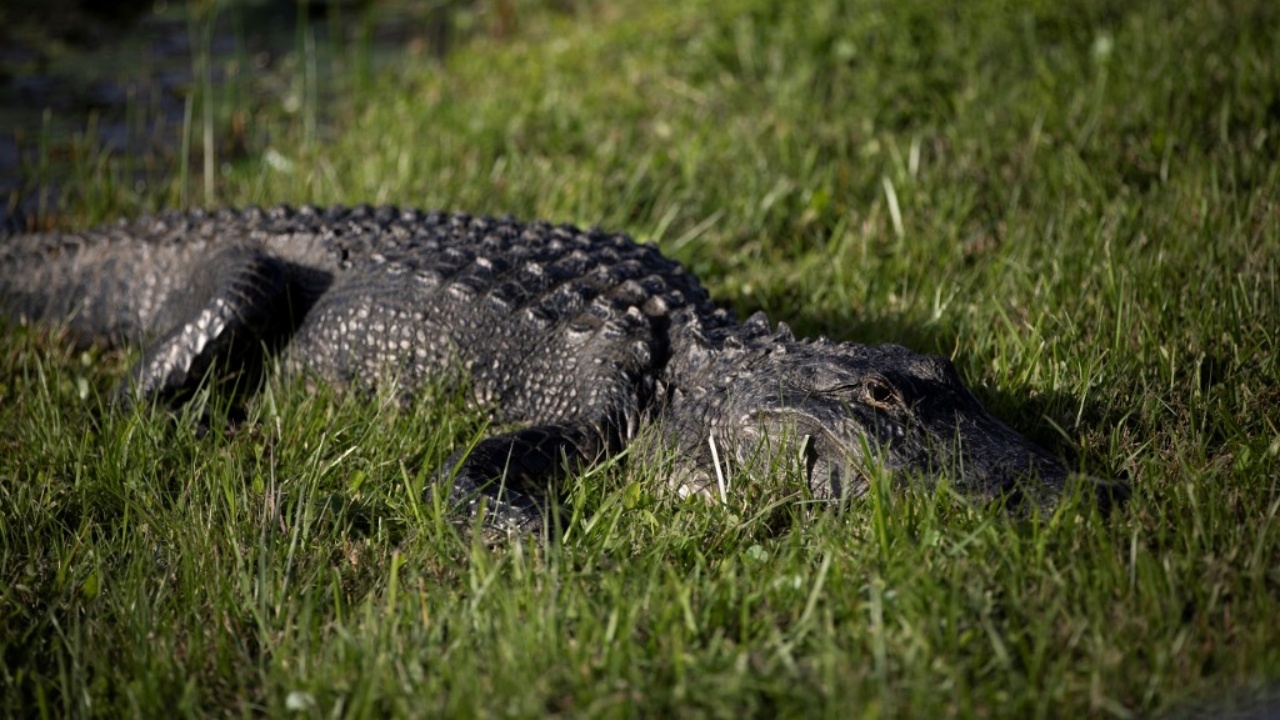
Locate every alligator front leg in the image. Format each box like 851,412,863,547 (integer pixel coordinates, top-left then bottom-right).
436,421,610,538
114,246,292,409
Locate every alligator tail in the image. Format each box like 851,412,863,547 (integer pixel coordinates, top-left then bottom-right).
0,220,205,348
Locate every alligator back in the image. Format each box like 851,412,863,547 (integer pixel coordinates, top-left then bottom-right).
273,206,723,425
1,205,722,427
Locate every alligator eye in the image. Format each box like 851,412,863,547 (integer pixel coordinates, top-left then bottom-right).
861,376,901,410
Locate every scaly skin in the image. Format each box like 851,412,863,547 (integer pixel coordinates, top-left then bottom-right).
1,204,1097,535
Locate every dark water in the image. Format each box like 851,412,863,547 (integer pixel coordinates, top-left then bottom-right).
0,0,468,229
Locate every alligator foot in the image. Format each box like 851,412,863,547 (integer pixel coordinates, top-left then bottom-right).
436,422,607,539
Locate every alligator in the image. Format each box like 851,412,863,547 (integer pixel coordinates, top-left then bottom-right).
1,204,1093,534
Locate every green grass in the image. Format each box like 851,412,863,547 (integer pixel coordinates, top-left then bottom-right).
4,0,1280,716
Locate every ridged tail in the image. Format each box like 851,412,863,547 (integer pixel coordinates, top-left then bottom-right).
0,220,204,347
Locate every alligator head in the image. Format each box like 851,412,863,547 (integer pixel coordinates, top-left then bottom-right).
667,316,1084,510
